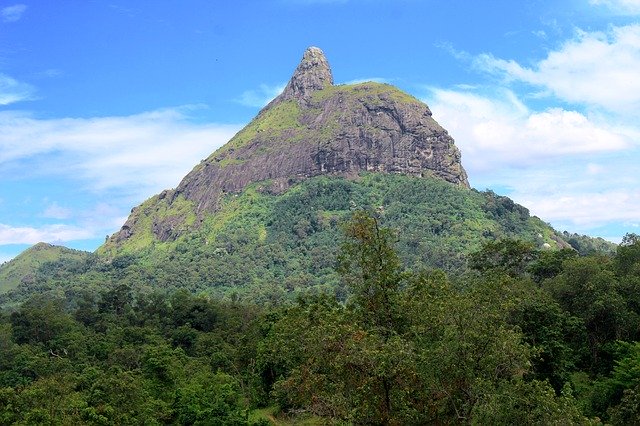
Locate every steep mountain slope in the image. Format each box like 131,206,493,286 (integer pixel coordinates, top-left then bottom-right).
4,174,600,306
100,174,574,301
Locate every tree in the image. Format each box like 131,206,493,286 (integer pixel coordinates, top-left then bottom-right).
469,238,538,278
546,256,629,373
10,296,78,347
338,210,406,336
616,233,640,276
528,248,577,283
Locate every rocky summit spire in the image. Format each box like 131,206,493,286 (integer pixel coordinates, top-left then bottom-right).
278,46,333,102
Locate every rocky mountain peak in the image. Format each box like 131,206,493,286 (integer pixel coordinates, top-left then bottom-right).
106,47,471,246
278,46,333,102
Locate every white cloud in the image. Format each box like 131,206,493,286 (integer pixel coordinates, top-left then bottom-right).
0,74,35,105
522,190,640,227
0,223,93,245
0,107,243,256
1,4,26,22
434,23,640,238
473,25,640,114
236,83,285,107
586,163,605,175
77,203,129,232
424,86,640,236
42,203,72,220
0,108,242,198
340,77,390,85
507,160,640,230
424,88,629,173
590,0,640,14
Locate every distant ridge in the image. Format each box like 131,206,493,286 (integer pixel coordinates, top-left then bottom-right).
0,243,89,294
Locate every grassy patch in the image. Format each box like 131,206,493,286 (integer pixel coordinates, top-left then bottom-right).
216,100,302,155
248,406,329,425
311,82,422,105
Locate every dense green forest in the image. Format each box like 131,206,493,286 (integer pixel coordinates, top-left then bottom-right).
1,211,639,424
0,174,613,308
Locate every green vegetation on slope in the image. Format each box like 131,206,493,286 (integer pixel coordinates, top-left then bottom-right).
212,99,303,158
0,243,89,295
103,173,595,296
3,174,613,308
310,81,423,106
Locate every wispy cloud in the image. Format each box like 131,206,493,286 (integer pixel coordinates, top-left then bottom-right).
0,108,242,198
472,25,640,115
590,0,640,15
0,223,93,245
42,203,73,220
236,83,285,107
1,4,26,22
488,155,640,230
16,201,130,247
0,107,243,258
432,22,640,238
523,189,640,227
76,203,129,234
435,41,471,61
0,74,35,105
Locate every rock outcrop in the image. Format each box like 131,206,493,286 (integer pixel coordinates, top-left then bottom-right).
110,46,469,243
277,46,333,103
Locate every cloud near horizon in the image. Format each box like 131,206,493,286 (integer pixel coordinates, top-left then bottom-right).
424,90,639,234
425,88,629,173
0,108,241,250
0,223,94,245
427,23,640,236
0,108,242,198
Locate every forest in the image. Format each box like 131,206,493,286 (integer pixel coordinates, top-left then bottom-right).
1,210,639,424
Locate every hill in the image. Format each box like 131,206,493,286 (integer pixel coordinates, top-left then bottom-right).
0,243,89,295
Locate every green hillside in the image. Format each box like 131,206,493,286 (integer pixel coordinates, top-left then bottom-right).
1,174,614,308
0,243,90,295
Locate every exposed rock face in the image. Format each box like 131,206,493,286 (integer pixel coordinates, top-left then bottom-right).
110,47,470,243
277,46,333,102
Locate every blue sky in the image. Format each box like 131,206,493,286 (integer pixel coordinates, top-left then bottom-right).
1,0,639,263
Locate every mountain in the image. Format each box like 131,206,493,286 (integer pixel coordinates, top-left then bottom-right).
105,47,468,248
0,47,615,304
